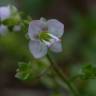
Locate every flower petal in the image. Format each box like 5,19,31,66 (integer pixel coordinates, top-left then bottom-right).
13,25,21,32
28,20,46,40
0,6,11,21
29,40,48,58
47,19,64,38
50,41,63,53
0,24,8,36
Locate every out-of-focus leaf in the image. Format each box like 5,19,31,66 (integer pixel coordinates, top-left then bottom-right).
70,64,96,81
41,67,68,91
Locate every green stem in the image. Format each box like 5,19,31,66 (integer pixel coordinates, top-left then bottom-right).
47,54,80,96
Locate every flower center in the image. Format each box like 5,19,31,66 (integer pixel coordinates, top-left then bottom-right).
39,32,60,47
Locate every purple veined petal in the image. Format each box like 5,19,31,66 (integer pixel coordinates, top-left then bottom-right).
47,19,64,38
0,24,8,36
28,20,46,40
0,6,11,21
29,40,48,58
50,41,63,53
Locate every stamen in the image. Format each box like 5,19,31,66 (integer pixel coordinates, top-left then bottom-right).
47,33,60,42
39,32,60,47
42,40,51,47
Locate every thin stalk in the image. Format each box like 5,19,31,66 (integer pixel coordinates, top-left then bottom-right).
47,54,80,96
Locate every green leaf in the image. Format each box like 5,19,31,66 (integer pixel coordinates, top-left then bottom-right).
15,60,50,80
70,64,96,81
81,64,96,79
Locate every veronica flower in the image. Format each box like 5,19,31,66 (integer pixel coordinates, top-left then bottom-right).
0,5,19,21
0,24,8,36
28,18,64,58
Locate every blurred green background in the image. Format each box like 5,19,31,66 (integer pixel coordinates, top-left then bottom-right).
0,0,96,96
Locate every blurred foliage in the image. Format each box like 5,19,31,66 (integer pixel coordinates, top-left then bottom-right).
0,0,14,5
0,0,96,96
18,0,52,18
15,60,50,80
70,64,96,81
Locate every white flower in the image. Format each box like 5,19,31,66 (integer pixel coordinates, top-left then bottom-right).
0,24,8,36
28,18,64,58
0,5,18,21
